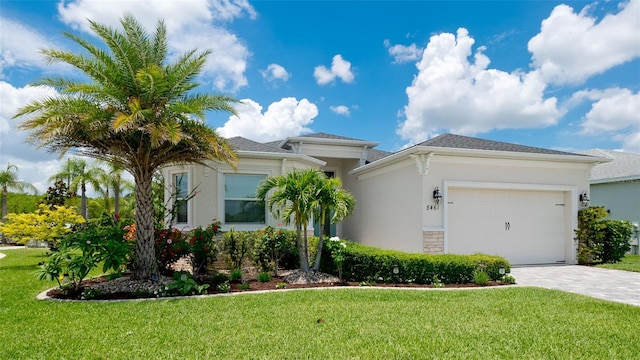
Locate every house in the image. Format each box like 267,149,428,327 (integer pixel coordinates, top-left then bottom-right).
162,133,606,265
577,149,640,253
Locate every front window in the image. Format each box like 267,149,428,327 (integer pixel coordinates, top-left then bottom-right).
173,173,188,224
224,174,266,223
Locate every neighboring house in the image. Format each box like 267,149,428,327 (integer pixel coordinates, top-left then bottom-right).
577,149,640,254
163,133,606,265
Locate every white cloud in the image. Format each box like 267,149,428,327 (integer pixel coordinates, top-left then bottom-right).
398,28,562,145
384,39,422,64
313,55,355,85
217,97,318,142
330,105,350,116
0,81,70,192
528,0,640,85
0,17,66,78
56,0,255,92
260,64,290,82
572,88,640,152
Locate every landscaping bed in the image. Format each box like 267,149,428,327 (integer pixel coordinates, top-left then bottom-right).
44,269,512,301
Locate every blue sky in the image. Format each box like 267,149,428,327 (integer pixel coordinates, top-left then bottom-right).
1,0,639,192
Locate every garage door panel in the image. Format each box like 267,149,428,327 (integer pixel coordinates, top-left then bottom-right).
447,188,565,265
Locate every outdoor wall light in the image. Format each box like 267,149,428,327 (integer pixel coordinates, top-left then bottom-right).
433,187,443,205
579,191,590,207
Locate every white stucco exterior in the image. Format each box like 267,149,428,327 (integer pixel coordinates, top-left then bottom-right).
164,133,607,265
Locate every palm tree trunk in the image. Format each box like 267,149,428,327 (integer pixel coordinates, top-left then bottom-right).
313,208,326,271
133,171,157,279
296,222,309,272
114,185,120,218
80,183,88,220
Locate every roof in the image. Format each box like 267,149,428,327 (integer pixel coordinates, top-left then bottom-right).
577,149,640,183
227,137,291,154
417,133,587,156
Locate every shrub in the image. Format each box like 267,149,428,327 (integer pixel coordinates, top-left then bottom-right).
252,226,289,275
257,272,272,283
34,218,133,293
211,273,230,286
162,271,210,296
222,229,251,270
576,207,633,264
230,268,243,282
473,269,490,286
154,228,190,275
216,281,231,293
330,242,509,284
188,220,221,275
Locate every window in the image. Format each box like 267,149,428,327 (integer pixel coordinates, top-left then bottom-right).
173,173,188,224
224,174,266,223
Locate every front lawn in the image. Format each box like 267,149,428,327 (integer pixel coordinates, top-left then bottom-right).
1,248,639,359
596,254,640,272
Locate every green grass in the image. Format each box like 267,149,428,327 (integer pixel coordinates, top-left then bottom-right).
596,254,640,272
2,249,639,359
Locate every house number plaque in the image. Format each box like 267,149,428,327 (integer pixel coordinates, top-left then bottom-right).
426,205,440,210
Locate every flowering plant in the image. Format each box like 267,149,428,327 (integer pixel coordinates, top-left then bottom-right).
326,236,347,281
188,219,222,275
155,228,190,275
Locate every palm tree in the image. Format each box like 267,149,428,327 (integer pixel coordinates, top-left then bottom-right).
312,177,355,271
14,15,238,279
95,160,134,219
49,157,103,220
257,169,326,273
0,164,37,243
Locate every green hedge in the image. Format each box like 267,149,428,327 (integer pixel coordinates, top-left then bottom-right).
330,242,510,284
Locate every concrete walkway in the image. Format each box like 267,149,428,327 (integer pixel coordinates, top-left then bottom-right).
511,265,640,307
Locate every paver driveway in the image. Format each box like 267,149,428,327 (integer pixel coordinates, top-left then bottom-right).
510,265,640,306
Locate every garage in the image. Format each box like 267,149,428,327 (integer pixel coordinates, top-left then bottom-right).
446,187,567,265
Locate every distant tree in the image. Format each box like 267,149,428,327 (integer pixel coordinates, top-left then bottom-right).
50,158,102,220
0,204,84,249
0,164,37,243
15,15,238,279
43,179,75,208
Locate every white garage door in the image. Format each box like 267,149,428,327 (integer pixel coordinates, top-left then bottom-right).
447,188,566,265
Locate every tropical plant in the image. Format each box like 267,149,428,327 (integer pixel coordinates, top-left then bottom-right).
14,15,239,279
188,220,221,275
312,176,355,271
256,169,326,273
0,163,37,243
49,158,104,220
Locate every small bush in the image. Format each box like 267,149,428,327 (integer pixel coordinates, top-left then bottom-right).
502,274,516,284
222,229,252,270
239,282,251,290
473,269,490,286
257,272,272,283
211,273,230,286
216,281,231,293
230,268,243,282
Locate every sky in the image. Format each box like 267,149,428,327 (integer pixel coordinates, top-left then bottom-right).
1,0,639,193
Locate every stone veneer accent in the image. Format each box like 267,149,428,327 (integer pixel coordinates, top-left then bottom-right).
423,230,444,254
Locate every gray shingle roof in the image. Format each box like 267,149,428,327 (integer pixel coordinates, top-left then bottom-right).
577,149,640,182
295,132,368,142
418,133,586,156
227,137,292,153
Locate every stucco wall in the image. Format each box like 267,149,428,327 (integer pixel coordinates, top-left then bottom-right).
590,181,640,225
348,153,593,260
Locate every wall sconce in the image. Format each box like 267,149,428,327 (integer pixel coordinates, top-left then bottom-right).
579,191,590,207
433,187,443,205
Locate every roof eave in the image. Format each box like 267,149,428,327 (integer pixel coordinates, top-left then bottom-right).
235,150,326,167
350,145,610,176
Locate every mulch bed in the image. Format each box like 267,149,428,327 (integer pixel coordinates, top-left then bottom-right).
45,273,509,301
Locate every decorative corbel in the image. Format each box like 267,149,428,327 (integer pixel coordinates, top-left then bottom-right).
410,153,432,175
